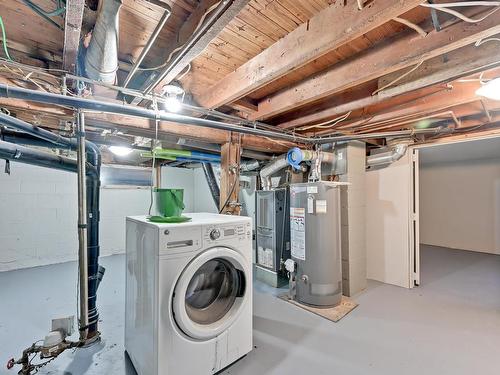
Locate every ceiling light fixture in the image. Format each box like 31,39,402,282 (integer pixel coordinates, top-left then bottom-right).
475,77,500,101
161,82,185,113
109,145,133,156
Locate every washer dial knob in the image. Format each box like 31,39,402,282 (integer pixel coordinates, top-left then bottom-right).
210,229,221,240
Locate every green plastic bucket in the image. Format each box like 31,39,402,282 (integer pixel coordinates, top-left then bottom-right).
154,188,185,217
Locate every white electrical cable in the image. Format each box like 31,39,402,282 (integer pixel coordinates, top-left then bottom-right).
420,2,500,23
475,37,500,46
372,60,424,96
298,111,352,131
422,1,500,7
393,17,428,38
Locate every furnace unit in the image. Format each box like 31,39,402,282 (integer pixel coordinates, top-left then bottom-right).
255,188,290,287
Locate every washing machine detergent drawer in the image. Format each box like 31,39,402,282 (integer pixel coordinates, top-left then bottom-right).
159,225,202,255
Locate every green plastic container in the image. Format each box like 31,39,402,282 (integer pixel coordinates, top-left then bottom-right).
154,188,185,217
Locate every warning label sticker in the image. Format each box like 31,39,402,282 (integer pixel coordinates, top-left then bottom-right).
290,207,306,260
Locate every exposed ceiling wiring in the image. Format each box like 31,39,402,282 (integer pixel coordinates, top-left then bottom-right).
420,1,500,23
372,60,425,96
0,16,13,61
298,111,352,131
392,17,428,38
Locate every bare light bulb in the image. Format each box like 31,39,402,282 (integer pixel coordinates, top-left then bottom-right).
109,146,133,156
163,96,182,113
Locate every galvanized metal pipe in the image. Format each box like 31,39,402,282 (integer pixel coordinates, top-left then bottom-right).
0,84,307,143
0,140,78,172
0,84,452,144
122,8,171,88
141,0,233,95
76,111,89,341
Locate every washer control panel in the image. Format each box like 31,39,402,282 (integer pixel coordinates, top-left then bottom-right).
204,222,251,243
209,228,221,240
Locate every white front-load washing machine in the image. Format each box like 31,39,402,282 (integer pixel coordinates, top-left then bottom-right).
125,213,253,375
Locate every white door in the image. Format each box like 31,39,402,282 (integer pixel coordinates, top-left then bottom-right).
172,247,248,340
366,148,420,288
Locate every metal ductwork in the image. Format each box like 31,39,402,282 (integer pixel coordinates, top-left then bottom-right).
260,155,288,190
240,159,260,172
85,0,122,83
366,142,409,168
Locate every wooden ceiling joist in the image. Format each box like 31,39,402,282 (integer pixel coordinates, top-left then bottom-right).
196,0,425,109
137,0,250,99
310,82,487,136
62,0,85,73
254,9,500,121
278,41,500,130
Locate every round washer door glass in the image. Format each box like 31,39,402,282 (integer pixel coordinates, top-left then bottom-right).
185,258,241,325
173,247,248,340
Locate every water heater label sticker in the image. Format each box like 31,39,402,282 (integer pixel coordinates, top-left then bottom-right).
316,200,327,214
290,207,306,260
307,186,318,194
307,196,314,214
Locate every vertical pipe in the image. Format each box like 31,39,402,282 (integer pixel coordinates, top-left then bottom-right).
77,110,89,341
202,162,220,208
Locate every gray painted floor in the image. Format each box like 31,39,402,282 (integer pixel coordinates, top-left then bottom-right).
1,245,499,375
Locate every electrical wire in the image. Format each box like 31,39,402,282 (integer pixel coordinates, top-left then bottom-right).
475,37,500,46
23,0,66,17
372,60,424,96
420,2,500,23
392,17,428,38
0,16,13,61
298,111,352,131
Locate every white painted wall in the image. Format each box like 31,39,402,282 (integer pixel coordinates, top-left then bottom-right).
0,162,151,272
420,157,500,255
366,151,415,288
0,163,216,272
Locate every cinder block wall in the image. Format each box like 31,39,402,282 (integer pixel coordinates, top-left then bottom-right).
0,163,216,272
340,142,367,296
0,162,151,271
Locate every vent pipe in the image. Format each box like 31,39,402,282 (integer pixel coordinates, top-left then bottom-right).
366,142,409,168
259,155,288,190
85,0,122,83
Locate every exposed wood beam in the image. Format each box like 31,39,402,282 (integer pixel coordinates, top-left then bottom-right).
220,134,241,215
255,10,500,120
303,82,482,136
62,0,85,73
278,42,500,130
197,0,424,109
323,82,483,134
138,0,250,99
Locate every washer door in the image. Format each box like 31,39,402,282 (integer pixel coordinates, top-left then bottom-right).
173,247,247,340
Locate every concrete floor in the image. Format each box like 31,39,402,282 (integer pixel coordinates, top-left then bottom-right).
1,245,499,375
